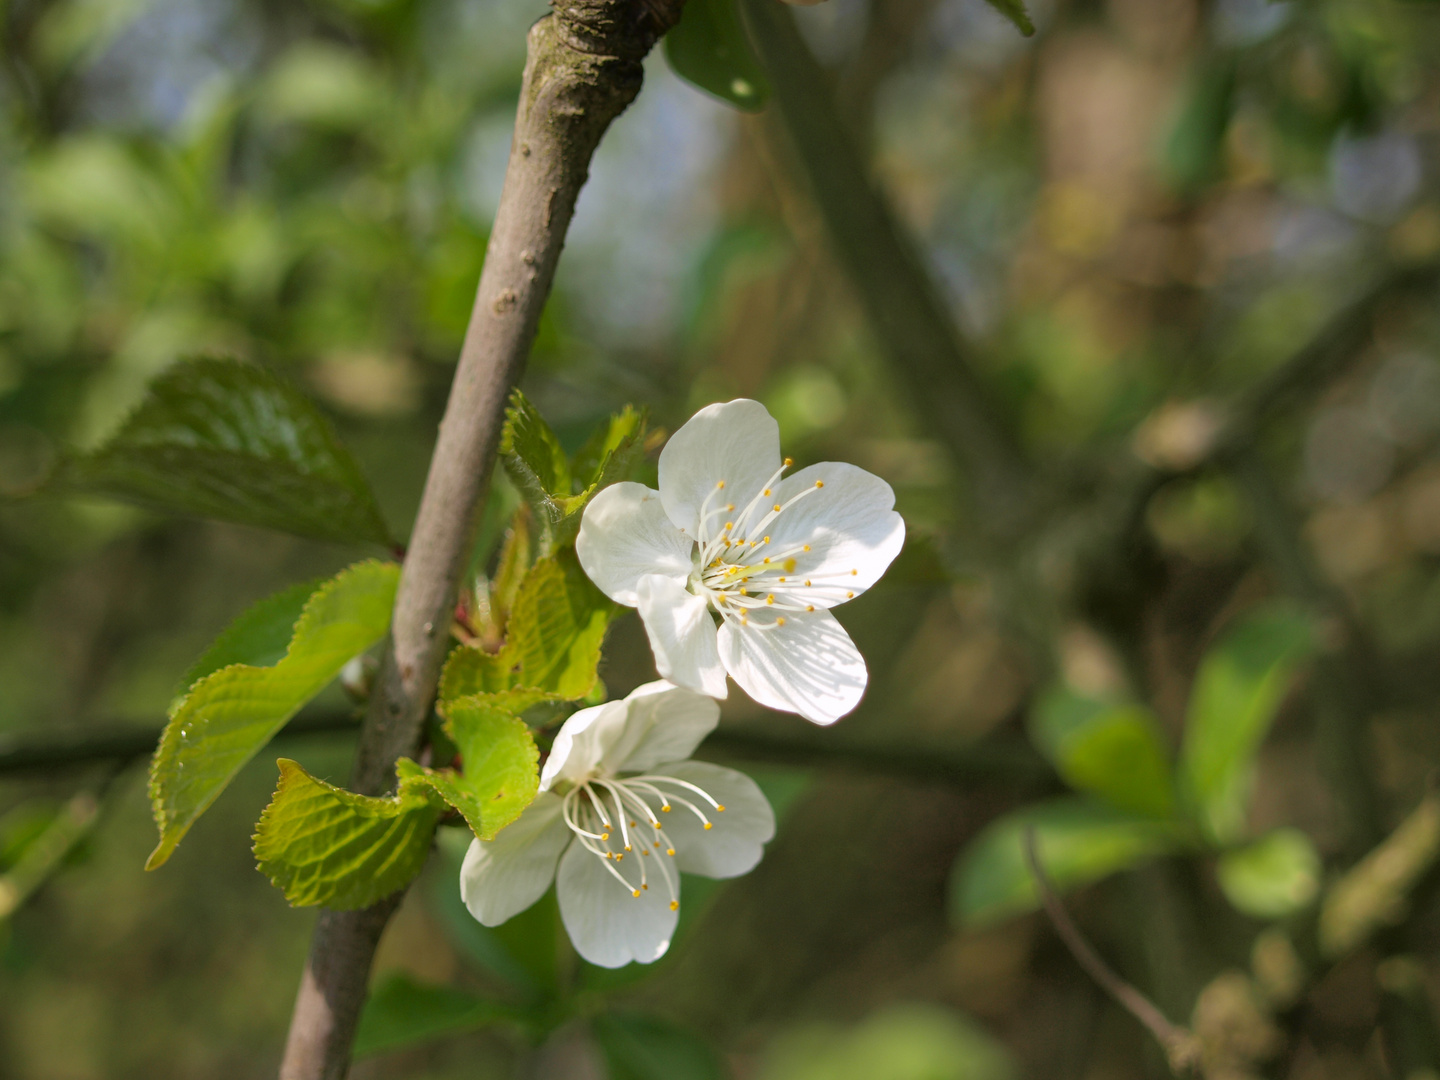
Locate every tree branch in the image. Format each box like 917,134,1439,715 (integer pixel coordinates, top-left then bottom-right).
277,2,683,1075
738,0,1033,525
0,712,1054,788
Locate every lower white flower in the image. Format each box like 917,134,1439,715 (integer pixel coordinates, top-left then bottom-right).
576,398,905,725
460,681,776,968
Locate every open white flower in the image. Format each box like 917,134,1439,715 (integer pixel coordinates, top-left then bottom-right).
576,399,905,725
460,681,775,968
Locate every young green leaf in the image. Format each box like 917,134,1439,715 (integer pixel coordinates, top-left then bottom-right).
438,644,521,705
506,551,616,699
53,357,393,546
499,391,648,552
1029,688,1177,818
400,690,545,841
253,759,445,909
147,560,400,870
500,389,571,525
1216,828,1321,920
982,0,1035,36
174,577,321,699
949,797,1184,927
593,1012,728,1080
354,974,520,1058
1181,605,1315,844
665,0,770,112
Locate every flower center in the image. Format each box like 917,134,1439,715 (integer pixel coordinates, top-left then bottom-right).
559,773,726,907
686,460,859,628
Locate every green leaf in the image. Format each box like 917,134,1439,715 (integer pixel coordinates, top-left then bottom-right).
252,759,444,909
175,577,320,698
488,509,534,639
982,0,1034,36
507,551,615,699
400,690,544,841
354,974,518,1058
1181,605,1316,844
54,357,392,546
1029,688,1177,818
439,644,521,705
1216,829,1321,919
949,798,1183,927
500,389,570,526
593,1012,727,1080
571,405,647,491
499,391,648,552
1163,58,1237,193
665,0,770,112
147,559,400,869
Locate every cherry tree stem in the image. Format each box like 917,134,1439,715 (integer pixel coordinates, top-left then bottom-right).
276,2,683,1075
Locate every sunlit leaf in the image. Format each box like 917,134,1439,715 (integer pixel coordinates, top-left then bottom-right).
949,797,1184,927
665,0,770,112
354,974,519,1058
507,551,615,699
438,644,521,705
500,390,648,552
146,560,399,869
1216,828,1321,919
1029,688,1176,818
253,759,444,909
401,690,545,841
1180,605,1315,843
55,357,393,546
593,1012,727,1080
175,577,320,698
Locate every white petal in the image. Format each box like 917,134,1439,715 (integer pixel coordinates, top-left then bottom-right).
540,700,629,792
460,794,570,926
658,400,781,537
602,681,721,775
556,834,679,968
652,761,775,879
576,482,692,607
636,575,728,700
717,608,866,725
767,462,905,608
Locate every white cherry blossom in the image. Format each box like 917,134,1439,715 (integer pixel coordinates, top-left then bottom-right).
460,681,775,968
576,398,905,724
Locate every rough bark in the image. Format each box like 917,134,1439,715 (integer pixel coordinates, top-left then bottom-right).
277,1,683,1075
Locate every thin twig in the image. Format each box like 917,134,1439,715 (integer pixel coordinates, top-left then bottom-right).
1022,826,1202,1075
0,710,1054,788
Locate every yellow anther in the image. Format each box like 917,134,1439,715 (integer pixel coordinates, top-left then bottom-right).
630,820,637,827
740,587,749,595
726,503,734,511
763,488,771,496
778,576,786,582
763,536,770,544
763,557,771,564
662,804,671,812
666,847,676,855
784,457,793,467
815,480,824,488
785,558,797,572
703,822,713,831
777,617,786,626
847,591,855,598
716,805,726,812
765,594,774,604
806,605,815,612
802,544,810,551
851,569,858,576
601,833,610,841
615,853,625,860
717,480,725,489
632,889,641,898
670,900,679,910
653,821,662,828
642,882,649,888
624,844,632,851
773,504,782,512
804,579,811,586
724,521,733,530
